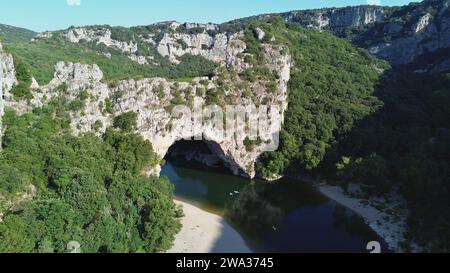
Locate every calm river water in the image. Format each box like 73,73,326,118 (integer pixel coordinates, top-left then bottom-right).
161,157,389,253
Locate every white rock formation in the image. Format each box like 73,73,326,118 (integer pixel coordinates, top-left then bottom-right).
255,28,266,40
272,2,449,70
281,6,386,31
0,44,17,95
4,38,291,178
0,42,19,147
413,13,431,33
63,27,138,54
128,54,149,65
156,31,247,65
0,43,4,148
368,18,444,66
184,22,219,31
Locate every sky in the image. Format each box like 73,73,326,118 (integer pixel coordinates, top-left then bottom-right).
0,0,420,32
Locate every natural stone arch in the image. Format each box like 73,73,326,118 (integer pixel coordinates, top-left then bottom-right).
0,27,292,178
160,138,248,177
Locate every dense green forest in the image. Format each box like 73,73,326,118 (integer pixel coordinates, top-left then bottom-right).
321,71,450,251
0,103,182,253
254,18,389,177
252,19,450,251
0,24,36,44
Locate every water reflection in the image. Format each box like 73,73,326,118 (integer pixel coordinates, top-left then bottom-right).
161,159,388,253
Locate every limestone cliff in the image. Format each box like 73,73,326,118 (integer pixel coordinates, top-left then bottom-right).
234,0,450,73
273,6,386,30
0,44,3,148
3,30,291,178
0,43,18,148
363,1,450,70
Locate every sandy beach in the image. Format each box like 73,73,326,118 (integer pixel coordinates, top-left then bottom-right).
167,200,252,253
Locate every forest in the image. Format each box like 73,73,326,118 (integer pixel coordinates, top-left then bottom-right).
254,18,450,251
0,103,182,253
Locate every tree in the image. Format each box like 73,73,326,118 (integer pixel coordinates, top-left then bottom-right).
113,112,138,131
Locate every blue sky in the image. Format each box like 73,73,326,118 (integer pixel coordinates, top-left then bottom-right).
0,0,419,32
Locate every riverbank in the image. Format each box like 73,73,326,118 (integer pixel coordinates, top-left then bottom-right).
283,173,415,252
317,183,415,252
167,200,252,253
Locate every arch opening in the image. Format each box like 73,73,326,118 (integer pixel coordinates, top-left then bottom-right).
162,139,243,176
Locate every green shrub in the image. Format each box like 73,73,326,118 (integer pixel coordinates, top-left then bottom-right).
113,112,138,131
104,97,115,114
11,57,32,99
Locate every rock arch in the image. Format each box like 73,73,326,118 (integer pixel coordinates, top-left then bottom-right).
0,28,292,178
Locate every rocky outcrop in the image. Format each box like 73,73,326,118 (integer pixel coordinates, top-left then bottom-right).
37,24,247,68
34,27,145,65
240,0,450,72
113,43,291,178
7,35,291,178
248,6,387,31
0,43,4,148
310,6,385,30
63,27,138,54
0,43,18,148
184,22,219,31
413,13,432,33
254,28,266,40
367,7,450,67
156,31,246,65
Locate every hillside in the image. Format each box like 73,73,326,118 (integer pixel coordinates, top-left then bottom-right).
0,24,36,44
230,0,450,72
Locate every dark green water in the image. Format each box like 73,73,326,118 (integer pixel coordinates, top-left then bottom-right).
161,158,389,253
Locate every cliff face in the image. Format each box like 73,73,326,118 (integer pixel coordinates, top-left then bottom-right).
238,0,450,73
0,43,18,148
0,44,3,148
3,28,291,178
360,0,450,71
276,6,387,30
317,1,450,72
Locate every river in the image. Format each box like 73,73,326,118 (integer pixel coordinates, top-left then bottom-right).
161,154,389,253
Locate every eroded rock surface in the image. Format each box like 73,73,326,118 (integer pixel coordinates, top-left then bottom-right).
2,33,291,178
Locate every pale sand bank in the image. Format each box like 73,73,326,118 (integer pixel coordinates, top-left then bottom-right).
318,184,413,252
167,200,252,253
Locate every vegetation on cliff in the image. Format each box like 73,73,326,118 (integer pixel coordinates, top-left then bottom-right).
7,34,216,85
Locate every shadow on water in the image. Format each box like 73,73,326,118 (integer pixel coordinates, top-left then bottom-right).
225,178,389,253
210,220,252,253
162,140,389,253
